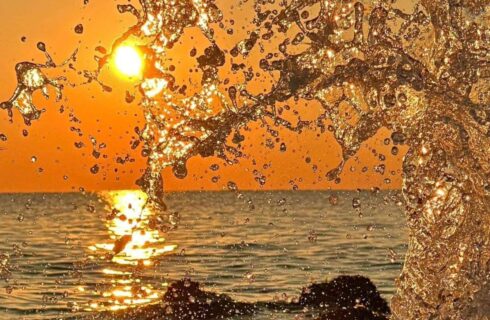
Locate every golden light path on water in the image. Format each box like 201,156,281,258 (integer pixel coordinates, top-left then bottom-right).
85,190,177,312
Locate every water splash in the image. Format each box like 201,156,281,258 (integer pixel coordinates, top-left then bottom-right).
0,46,77,125
2,0,490,318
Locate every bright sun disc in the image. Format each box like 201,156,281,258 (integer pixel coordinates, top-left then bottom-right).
114,46,143,77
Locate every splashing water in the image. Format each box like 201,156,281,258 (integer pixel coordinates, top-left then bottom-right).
2,0,490,318
0,46,77,125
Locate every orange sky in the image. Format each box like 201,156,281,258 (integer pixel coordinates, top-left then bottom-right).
0,1,405,193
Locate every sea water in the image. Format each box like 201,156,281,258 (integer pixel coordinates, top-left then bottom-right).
0,190,406,319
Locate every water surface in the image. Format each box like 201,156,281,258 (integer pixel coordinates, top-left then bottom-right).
0,191,407,319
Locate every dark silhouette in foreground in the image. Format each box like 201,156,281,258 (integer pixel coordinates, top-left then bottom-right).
115,280,255,320
299,275,390,319
161,279,255,319
110,275,389,320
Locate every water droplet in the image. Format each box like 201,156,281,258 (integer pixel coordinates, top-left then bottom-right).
328,194,338,205
352,197,361,209
90,164,99,174
74,24,84,34
36,42,46,52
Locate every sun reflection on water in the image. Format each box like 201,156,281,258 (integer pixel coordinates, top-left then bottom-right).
84,190,176,312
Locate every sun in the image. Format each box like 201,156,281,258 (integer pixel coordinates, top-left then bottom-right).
114,45,143,78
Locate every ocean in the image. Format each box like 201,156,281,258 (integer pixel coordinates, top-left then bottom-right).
0,190,408,319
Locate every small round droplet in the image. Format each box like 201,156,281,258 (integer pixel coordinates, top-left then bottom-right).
352,197,361,209
329,194,338,205
90,164,99,174
74,24,84,34
37,42,46,52
173,162,188,179
280,143,287,152
227,181,238,191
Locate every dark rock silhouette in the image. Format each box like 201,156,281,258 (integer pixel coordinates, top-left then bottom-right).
160,279,256,319
299,275,390,320
109,276,389,320
111,279,255,320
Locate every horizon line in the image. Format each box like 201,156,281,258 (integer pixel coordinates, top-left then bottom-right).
0,187,401,195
